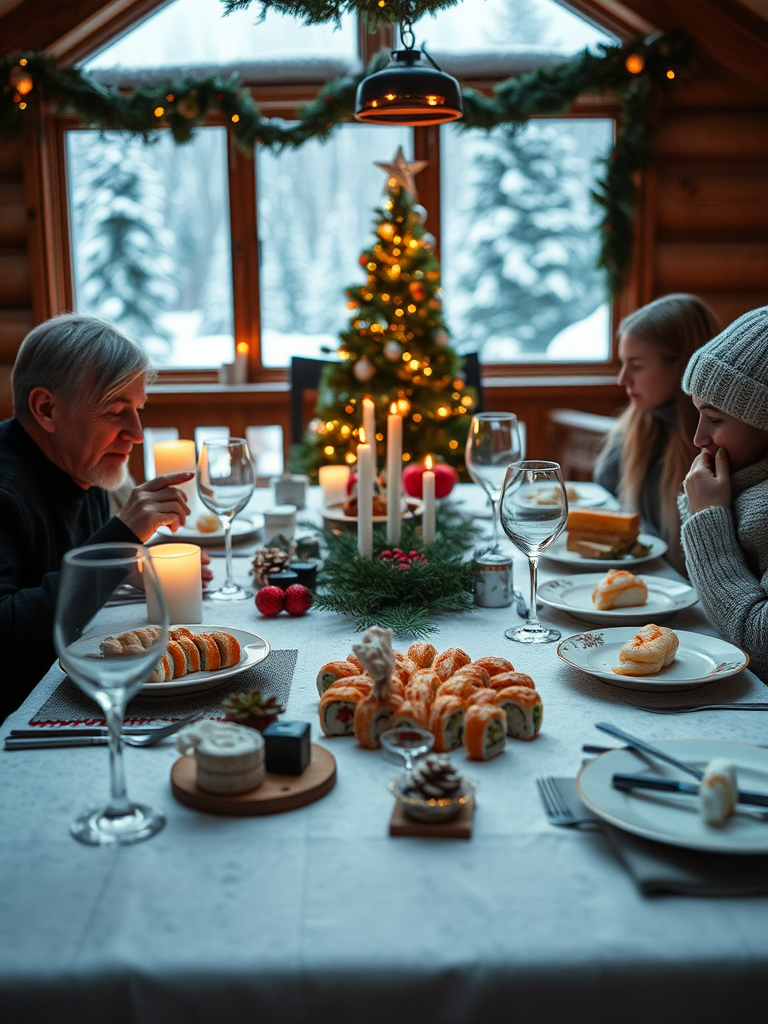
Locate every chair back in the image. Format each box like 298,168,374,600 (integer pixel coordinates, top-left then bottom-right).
290,357,331,445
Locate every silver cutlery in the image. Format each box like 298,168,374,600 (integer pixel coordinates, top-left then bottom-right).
629,702,768,714
612,773,768,808
595,721,704,780
5,713,201,751
536,776,600,828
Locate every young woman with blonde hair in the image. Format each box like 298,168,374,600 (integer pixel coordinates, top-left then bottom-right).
594,294,721,571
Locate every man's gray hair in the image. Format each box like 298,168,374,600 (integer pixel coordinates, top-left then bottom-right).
12,313,152,421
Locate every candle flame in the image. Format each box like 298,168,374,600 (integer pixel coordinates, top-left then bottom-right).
390,402,398,415
360,427,367,444
363,397,374,407
236,342,249,355
425,454,434,470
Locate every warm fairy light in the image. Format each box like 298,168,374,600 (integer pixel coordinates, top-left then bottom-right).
19,58,27,66
15,76,33,96
326,421,335,431
413,413,422,423
426,96,440,106
458,405,467,413
382,293,390,301
376,432,384,441
167,93,175,102
231,114,240,123
324,445,334,456
449,440,459,449
18,101,27,109
366,261,377,271
385,93,396,101
402,351,411,360
345,451,356,464
625,54,645,74
402,453,411,462
392,248,401,256
388,176,397,187
395,309,404,317
389,265,401,279
384,200,393,211
425,454,434,470
407,304,416,313
394,235,402,244
345,404,354,413
437,406,449,417
339,350,350,360
154,106,165,117
236,341,249,355
340,425,350,437
666,69,675,79
452,391,461,400
423,367,433,376
409,359,419,370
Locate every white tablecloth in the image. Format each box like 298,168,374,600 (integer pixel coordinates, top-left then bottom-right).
1,487,766,1024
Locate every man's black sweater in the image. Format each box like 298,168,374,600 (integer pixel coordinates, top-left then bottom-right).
0,418,139,722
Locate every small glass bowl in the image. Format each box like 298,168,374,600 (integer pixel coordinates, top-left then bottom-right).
380,726,434,770
388,774,476,823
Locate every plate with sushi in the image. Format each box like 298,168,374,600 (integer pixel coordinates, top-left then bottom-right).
577,739,768,853
538,572,698,625
557,627,749,691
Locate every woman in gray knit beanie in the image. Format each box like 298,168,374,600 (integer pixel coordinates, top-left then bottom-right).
680,305,768,681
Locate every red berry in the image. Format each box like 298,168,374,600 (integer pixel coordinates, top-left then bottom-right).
255,586,285,617
284,584,313,616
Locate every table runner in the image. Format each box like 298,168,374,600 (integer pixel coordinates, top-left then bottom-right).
27,648,298,726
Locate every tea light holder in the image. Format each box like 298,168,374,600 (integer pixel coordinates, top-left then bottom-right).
318,465,349,508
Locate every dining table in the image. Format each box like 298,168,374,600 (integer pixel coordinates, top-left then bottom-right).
1,484,766,1024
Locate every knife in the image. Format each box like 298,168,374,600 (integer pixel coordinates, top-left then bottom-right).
612,773,768,808
9,726,165,738
5,735,109,749
595,721,704,780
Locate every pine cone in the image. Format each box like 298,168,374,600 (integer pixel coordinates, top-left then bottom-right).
221,690,285,731
252,546,292,587
410,755,463,799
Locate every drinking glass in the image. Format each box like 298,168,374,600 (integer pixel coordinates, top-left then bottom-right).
54,543,169,845
198,438,256,601
465,412,522,556
500,461,568,644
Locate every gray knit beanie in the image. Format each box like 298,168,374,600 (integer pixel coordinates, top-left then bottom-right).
682,305,768,430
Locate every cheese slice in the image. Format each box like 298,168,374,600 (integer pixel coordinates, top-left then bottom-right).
566,508,641,537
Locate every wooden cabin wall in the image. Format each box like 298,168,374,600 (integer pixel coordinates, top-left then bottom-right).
0,138,34,418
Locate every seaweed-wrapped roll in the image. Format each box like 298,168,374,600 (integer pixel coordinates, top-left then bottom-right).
493,686,542,740
428,694,466,752
464,704,506,760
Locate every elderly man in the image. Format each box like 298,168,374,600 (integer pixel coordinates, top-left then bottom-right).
0,314,196,721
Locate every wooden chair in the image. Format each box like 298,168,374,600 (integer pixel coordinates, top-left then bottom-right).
547,408,616,480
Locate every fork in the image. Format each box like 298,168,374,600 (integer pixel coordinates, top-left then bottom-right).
629,702,768,714
536,777,600,828
5,713,202,751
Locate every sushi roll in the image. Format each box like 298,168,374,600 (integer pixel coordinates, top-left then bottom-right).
433,647,472,681
192,633,221,671
407,642,438,669
471,656,514,677
346,653,365,673
436,677,482,702
354,692,404,749
174,634,201,674
464,704,506,760
391,699,430,731
450,665,491,688
392,653,417,684
466,689,497,706
428,695,466,753
327,674,372,696
316,660,362,696
487,671,536,692
165,640,187,679
147,653,173,683
493,686,543,740
404,679,437,708
210,631,241,669
407,669,442,700
319,685,363,737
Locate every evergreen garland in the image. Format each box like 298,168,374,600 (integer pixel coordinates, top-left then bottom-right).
0,30,693,292
223,0,460,25
313,503,482,637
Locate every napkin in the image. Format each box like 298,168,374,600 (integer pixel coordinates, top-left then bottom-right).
553,777,768,897
29,649,298,726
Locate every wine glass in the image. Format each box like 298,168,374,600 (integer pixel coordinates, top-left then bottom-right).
500,461,568,644
380,727,434,773
54,543,169,845
465,412,522,557
198,438,256,601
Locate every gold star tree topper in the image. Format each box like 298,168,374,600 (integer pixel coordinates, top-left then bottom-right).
375,146,428,201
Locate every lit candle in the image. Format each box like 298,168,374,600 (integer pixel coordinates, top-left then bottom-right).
423,454,436,546
146,544,202,624
318,464,349,508
357,428,374,559
235,341,249,384
386,402,403,545
153,439,197,507
362,397,376,470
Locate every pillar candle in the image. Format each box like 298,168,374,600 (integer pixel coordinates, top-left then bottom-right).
357,429,374,559
146,543,202,624
386,403,403,545
234,342,249,384
362,397,376,470
319,464,349,508
153,439,197,507
423,454,436,546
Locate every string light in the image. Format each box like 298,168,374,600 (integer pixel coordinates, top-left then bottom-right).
324,446,334,456
666,70,675,79
449,440,459,449
154,106,165,117
345,452,356,465
625,54,645,74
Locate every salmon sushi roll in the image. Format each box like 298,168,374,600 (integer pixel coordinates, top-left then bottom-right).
407,642,438,669
472,656,514,677
346,653,365,673
165,640,187,679
316,660,361,696
493,686,543,740
467,689,497,706
450,665,491,688
174,634,201,674
354,692,404,749
147,653,172,683
464,704,506,760
211,631,241,669
408,669,442,699
404,679,436,708
487,671,536,692
432,647,471,680
192,633,221,671
391,699,430,731
436,677,481,702
319,685,363,737
428,694,466,753
327,674,372,696
170,626,195,643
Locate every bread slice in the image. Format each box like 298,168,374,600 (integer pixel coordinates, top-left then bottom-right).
566,509,641,537
566,537,621,559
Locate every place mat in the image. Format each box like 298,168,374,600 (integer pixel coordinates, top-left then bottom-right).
552,777,768,897
28,649,298,726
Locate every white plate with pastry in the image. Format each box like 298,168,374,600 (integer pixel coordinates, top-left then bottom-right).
557,627,749,691
543,532,667,568
538,572,698,625
156,514,264,545
577,739,768,854
143,625,270,696
519,481,615,509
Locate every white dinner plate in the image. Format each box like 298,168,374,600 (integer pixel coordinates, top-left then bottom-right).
543,532,667,568
142,625,270,696
557,627,749,691
577,739,768,854
539,573,698,625
519,480,613,509
157,515,264,545
322,499,424,527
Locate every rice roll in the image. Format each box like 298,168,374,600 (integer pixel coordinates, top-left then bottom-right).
471,656,514,677
354,692,404,749
327,674,372,696
391,699,430,731
466,689,497,706
319,685,364,737
493,686,543,740
428,694,466,753
316,660,362,696
432,647,472,680
407,642,438,669
436,677,481,702
464,704,506,760
487,671,536,692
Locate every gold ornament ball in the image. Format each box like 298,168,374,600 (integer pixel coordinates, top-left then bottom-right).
383,341,402,362
353,356,376,383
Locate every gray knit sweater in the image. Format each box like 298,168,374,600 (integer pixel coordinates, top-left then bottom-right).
679,458,768,683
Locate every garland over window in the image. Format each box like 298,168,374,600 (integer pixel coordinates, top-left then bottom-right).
0,30,693,293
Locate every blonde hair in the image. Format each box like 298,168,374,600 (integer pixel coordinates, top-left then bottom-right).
608,294,721,561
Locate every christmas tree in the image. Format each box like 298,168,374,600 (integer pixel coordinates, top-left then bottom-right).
292,147,477,480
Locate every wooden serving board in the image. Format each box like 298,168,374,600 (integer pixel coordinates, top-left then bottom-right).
171,743,336,816
389,799,474,839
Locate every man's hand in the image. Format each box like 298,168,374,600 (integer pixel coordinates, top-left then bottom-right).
683,448,731,514
117,472,194,542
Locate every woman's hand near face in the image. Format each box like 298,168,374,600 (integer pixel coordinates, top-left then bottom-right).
683,448,732,514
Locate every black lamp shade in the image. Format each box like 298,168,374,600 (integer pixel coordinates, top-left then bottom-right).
355,51,463,126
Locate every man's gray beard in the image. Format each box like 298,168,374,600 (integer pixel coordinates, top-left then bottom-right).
89,460,128,491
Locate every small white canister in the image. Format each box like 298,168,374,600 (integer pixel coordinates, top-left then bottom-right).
263,504,297,543
274,473,308,510
474,555,513,608
176,721,265,795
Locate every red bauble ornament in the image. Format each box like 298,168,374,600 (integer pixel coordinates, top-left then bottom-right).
255,586,285,616
403,462,458,499
284,584,313,616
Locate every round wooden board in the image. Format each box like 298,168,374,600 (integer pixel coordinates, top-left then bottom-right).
171,743,336,816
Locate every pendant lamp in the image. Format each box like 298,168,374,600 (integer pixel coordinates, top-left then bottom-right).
355,20,463,126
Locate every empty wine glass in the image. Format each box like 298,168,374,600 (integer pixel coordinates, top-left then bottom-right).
380,727,434,772
500,461,568,644
198,438,256,601
465,412,522,556
54,543,169,845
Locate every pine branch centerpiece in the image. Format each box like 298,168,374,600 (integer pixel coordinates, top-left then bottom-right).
313,503,481,637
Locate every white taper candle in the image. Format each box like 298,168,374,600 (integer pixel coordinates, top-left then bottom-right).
423,454,436,546
386,403,402,545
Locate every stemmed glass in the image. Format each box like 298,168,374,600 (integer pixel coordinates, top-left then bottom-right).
380,727,434,773
465,412,522,557
54,543,169,845
198,438,256,601
500,461,568,644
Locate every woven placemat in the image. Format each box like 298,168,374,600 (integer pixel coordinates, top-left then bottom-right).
29,649,298,726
